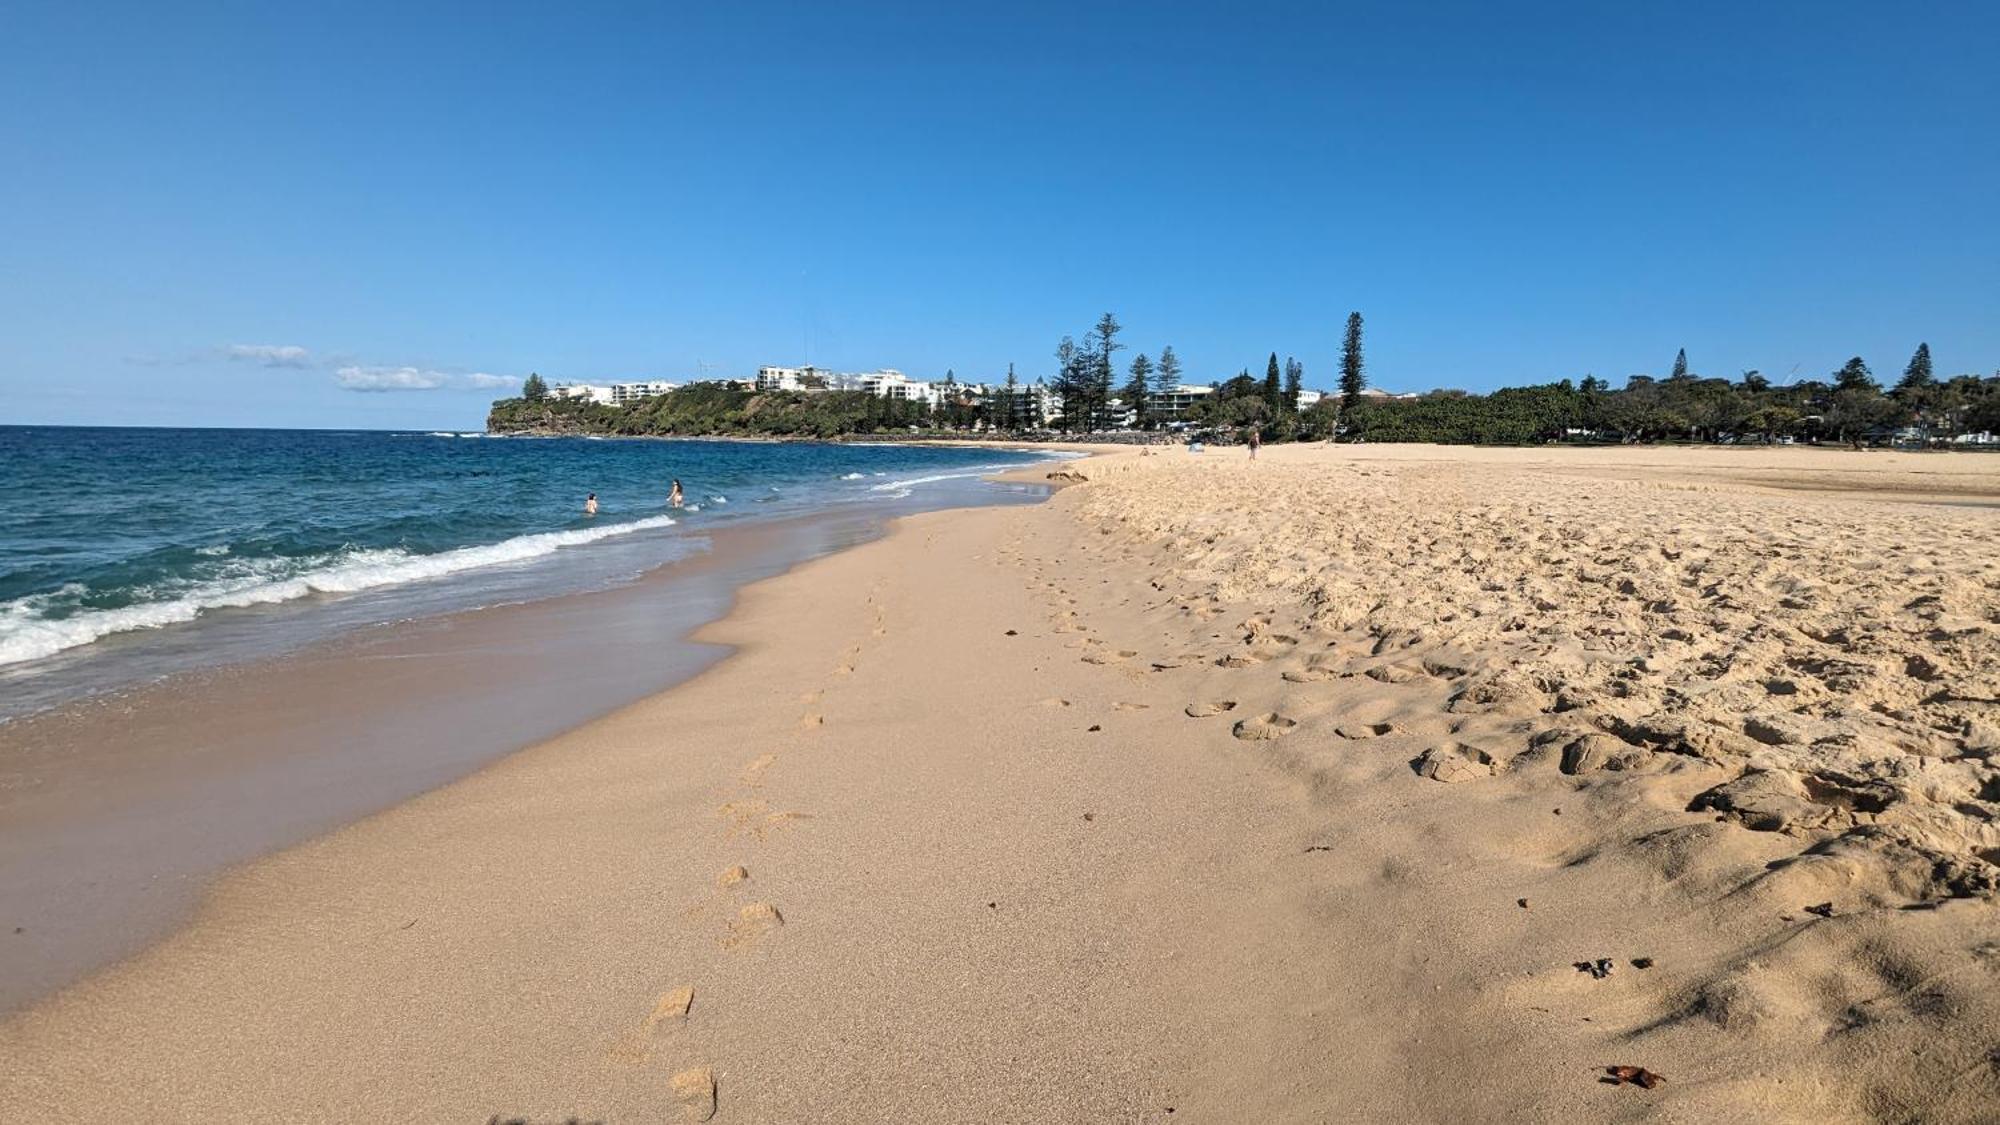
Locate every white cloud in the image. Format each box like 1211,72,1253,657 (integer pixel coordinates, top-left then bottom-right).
335,365,446,391
226,343,312,368
334,365,514,392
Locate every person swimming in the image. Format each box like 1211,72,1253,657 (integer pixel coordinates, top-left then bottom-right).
668,480,684,509
584,493,598,516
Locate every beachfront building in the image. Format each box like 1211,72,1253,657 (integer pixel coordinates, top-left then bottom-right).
610,380,677,405
858,369,943,408
755,365,841,392
550,382,616,405
1032,382,1064,427
1295,388,1324,408
987,379,1062,428
1146,383,1216,422
756,365,802,391
1357,387,1421,402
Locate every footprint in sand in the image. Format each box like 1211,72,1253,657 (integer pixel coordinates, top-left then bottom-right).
1233,713,1299,741
725,903,785,949
1113,702,1150,712
1038,697,1073,708
1412,743,1493,782
1185,700,1239,718
1420,655,1473,679
1365,662,1423,684
1082,649,1139,665
1283,654,1349,683
717,799,766,833
718,801,812,839
717,865,750,888
671,1066,717,1122
1335,722,1396,740
646,986,695,1032
798,712,824,730
741,754,777,785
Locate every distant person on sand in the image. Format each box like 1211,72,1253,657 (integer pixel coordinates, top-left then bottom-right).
584,493,598,516
1247,426,1261,460
669,480,684,509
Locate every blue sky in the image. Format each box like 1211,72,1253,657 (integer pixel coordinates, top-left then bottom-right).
3,1,1996,429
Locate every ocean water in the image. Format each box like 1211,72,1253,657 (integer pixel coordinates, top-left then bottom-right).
0,427,1058,711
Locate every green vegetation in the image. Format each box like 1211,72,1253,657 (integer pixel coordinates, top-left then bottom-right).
489,320,1999,448
1048,312,1126,431
487,384,937,439
1337,358,2000,447
1339,312,1366,413
1122,353,1154,430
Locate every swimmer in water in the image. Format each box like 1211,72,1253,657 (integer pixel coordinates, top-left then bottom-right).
669,479,684,509
584,493,598,516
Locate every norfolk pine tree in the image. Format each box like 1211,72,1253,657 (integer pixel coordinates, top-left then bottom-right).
1339,312,1366,426
1123,353,1154,429
1155,346,1182,403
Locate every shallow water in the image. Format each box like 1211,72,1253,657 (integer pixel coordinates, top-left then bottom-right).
0,427,1057,716
0,459,1055,1013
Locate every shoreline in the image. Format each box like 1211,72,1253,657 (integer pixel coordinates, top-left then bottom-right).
3,443,1994,1120
0,475,1064,1015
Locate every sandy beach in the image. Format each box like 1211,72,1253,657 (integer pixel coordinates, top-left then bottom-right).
4,443,1998,1122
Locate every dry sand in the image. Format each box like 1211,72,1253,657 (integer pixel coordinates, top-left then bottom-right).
3,443,1997,1122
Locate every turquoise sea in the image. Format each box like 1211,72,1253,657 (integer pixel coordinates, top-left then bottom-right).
0,427,1058,708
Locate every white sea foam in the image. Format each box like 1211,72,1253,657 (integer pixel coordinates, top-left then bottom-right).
194,544,232,557
865,454,1080,499
0,515,679,668
710,495,728,504
839,472,866,480
866,464,1018,498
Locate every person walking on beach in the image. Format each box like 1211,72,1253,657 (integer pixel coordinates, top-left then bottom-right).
1247,426,1261,460
583,493,598,516
669,480,684,509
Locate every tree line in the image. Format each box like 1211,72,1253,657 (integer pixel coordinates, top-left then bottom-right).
1341,345,1999,447
1039,310,1366,436
494,330,1999,448
490,383,939,439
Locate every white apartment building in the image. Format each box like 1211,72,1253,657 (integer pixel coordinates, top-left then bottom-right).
1295,388,1324,408
550,383,616,405
611,380,677,405
755,366,801,391
989,380,1062,428
1145,383,1215,421
756,365,835,392
550,381,675,406
857,369,942,407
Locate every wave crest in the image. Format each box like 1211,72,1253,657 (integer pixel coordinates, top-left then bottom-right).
0,515,679,668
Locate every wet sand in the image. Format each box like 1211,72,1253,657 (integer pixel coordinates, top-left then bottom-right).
3,443,1997,1122
0,499,1035,1015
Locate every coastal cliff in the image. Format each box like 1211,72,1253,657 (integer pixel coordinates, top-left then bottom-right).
483,399,616,436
